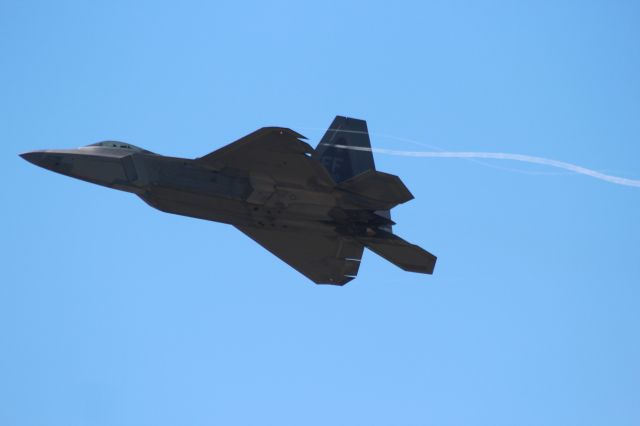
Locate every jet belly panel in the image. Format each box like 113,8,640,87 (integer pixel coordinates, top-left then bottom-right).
136,158,251,225
140,187,254,225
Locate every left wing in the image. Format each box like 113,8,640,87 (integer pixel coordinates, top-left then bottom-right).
236,225,364,285
196,127,335,187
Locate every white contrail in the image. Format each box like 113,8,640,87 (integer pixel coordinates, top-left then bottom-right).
327,144,640,188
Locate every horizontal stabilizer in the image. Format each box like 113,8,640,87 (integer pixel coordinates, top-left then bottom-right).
359,231,436,274
338,169,414,209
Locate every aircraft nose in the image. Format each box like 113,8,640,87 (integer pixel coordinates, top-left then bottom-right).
20,150,74,173
20,151,47,166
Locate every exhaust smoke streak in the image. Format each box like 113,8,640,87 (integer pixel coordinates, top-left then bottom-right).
327,144,640,188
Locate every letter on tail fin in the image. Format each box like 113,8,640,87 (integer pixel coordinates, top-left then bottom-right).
358,230,437,274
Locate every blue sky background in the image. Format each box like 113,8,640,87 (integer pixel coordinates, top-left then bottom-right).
2,1,639,425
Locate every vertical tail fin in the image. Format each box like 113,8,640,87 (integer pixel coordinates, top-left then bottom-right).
313,116,375,183
314,116,393,231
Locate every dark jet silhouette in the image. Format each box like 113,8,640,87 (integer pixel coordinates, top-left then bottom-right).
20,116,436,285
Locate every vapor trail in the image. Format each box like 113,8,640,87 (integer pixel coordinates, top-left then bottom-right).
328,144,640,188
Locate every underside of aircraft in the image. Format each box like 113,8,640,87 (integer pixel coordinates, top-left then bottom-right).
21,116,436,285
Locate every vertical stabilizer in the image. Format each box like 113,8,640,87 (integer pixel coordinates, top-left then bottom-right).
315,116,393,231
314,116,375,183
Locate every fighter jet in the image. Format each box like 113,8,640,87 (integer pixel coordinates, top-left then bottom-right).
20,116,436,285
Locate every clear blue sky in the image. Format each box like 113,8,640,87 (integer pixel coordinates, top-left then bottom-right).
2,1,639,425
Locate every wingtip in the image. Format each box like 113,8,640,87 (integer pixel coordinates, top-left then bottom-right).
262,127,306,140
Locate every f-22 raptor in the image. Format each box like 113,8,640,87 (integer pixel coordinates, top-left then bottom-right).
21,116,436,285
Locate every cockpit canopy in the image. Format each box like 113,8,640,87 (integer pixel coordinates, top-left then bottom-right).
87,141,154,154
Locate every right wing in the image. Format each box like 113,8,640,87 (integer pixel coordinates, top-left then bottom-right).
236,225,364,285
196,127,335,187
